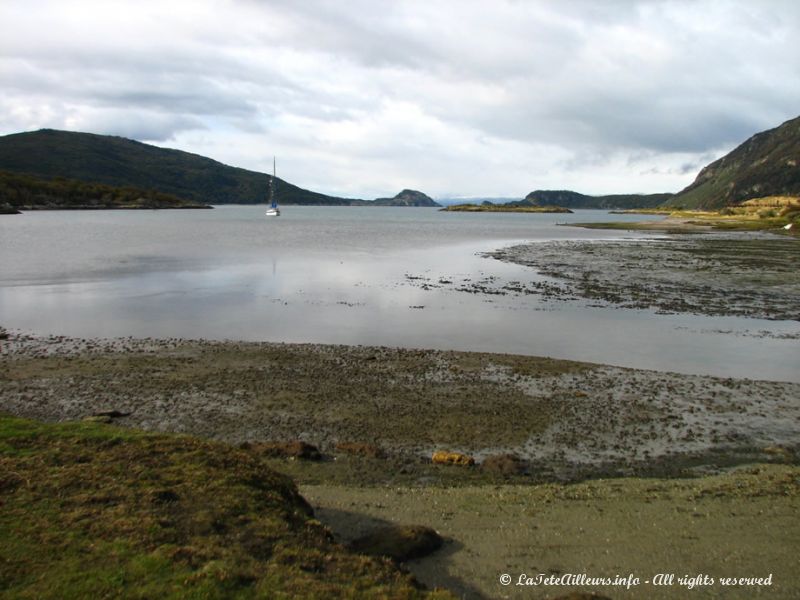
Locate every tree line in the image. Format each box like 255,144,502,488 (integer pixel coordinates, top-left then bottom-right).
0,170,202,209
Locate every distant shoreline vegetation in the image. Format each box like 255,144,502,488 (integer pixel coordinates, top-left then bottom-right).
441,203,573,213
572,196,800,233
1,114,798,212
0,130,440,208
0,170,211,212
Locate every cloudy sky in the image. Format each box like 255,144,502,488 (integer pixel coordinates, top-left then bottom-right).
2,0,798,199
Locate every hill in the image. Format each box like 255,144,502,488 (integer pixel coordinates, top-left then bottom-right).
665,115,800,209
370,189,441,207
0,170,210,211
522,190,673,210
0,129,361,206
0,414,448,598
441,203,572,213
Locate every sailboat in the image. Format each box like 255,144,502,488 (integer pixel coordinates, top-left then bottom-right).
265,157,280,217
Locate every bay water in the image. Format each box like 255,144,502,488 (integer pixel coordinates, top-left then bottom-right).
1,206,797,381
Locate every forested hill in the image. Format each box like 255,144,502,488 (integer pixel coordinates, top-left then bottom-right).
0,170,210,212
0,129,359,206
664,115,800,209
521,190,673,209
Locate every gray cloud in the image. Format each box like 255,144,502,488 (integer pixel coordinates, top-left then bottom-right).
1,0,798,196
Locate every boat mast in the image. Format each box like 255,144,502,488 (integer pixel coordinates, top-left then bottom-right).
272,156,277,208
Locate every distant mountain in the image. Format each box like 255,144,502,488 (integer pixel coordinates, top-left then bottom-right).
522,190,672,209
0,129,360,206
369,189,440,207
437,197,520,206
664,115,800,209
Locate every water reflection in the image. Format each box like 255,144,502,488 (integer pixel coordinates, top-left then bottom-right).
0,207,797,382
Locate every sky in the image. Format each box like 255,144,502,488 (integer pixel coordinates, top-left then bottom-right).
1,0,798,200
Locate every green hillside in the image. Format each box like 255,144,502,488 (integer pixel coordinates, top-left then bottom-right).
665,115,800,209
522,190,672,209
0,129,359,206
0,170,210,211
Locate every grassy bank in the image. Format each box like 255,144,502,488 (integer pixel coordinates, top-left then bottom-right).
589,197,800,233
0,414,450,599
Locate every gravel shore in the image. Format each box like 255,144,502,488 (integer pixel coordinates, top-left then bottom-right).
2,328,797,481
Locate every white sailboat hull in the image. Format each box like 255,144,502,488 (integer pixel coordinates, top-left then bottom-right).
265,207,280,216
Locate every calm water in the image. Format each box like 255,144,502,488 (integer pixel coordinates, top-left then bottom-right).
1,206,798,381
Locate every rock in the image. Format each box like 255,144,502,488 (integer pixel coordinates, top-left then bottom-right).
93,410,132,419
246,441,322,461
480,453,527,476
335,442,386,459
0,203,21,215
431,450,475,466
348,525,443,561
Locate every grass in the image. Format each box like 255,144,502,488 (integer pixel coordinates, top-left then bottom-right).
0,414,451,599
605,198,800,233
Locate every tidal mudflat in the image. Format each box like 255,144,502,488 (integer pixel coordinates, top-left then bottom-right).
2,329,798,481
3,217,799,598
2,329,799,598
419,234,800,322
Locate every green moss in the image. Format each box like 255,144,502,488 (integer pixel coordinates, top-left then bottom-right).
0,415,448,598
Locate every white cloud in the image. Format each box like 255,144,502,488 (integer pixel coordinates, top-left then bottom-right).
1,0,798,197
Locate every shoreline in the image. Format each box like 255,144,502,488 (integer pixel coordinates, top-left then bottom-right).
2,328,799,598
2,327,798,482
482,233,800,323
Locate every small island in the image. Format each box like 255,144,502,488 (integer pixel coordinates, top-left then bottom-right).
441,203,573,213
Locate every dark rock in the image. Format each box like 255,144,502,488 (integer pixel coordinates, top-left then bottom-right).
480,453,527,476
93,410,132,419
349,525,443,562
248,441,322,461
